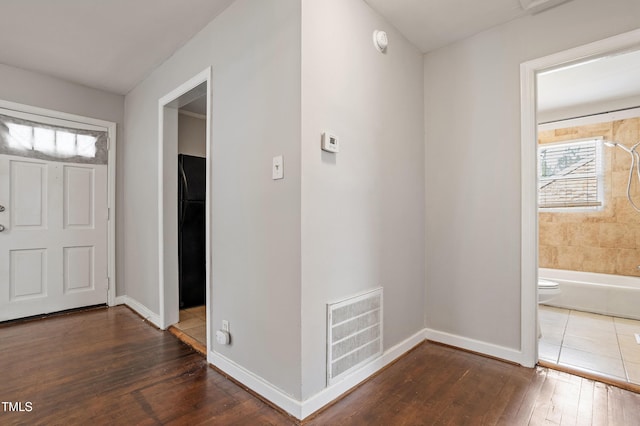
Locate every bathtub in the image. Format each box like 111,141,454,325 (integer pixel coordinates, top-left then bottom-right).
539,268,640,320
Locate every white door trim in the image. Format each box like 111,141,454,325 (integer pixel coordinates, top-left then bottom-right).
0,99,117,307
520,28,640,367
157,68,212,356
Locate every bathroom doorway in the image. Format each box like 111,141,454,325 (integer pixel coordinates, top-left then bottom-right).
522,31,640,387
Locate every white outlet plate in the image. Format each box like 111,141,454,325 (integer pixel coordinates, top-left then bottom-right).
216,330,230,345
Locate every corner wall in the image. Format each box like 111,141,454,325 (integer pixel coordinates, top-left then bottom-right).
424,0,640,354
122,0,302,399
301,0,425,400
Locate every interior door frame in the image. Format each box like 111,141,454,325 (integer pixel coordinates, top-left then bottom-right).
520,28,640,367
157,68,212,354
0,99,117,307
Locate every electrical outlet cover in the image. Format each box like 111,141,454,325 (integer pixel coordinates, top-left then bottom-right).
216,330,230,345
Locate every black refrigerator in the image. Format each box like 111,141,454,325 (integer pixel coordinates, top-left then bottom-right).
178,154,206,309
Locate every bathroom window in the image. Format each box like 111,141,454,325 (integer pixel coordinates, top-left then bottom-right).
538,138,603,209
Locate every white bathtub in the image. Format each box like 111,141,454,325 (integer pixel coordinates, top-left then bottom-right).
539,268,640,320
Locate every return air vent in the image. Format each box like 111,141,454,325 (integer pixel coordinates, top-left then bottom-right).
327,288,383,385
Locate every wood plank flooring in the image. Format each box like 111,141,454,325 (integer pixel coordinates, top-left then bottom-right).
0,306,295,425
1,305,640,425
306,344,640,425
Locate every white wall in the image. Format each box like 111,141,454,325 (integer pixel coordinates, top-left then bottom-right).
178,112,206,157
424,0,640,352
0,63,125,296
301,0,425,399
123,0,302,398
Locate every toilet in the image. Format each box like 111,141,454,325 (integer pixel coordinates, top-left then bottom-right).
538,279,561,338
538,279,561,304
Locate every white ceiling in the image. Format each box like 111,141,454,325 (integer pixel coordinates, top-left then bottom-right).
0,0,638,117
363,0,528,53
0,0,559,97
365,0,640,117
537,49,640,115
0,0,233,95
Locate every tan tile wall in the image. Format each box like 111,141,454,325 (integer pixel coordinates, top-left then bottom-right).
539,117,640,277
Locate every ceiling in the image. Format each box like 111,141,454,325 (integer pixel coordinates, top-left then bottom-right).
364,0,529,53
537,49,640,115
0,0,638,117
0,0,564,97
0,0,233,95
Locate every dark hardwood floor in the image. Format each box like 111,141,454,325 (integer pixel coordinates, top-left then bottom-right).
0,306,295,425
1,306,639,425
307,344,640,425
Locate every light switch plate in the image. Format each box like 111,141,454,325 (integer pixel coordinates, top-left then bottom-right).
272,155,284,180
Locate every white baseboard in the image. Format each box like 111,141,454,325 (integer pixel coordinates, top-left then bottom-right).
208,351,303,418
300,328,426,419
116,295,162,329
208,329,426,420
110,312,523,420
425,328,523,364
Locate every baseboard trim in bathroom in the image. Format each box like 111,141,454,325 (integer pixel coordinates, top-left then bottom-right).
538,360,640,394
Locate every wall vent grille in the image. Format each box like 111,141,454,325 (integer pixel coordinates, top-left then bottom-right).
327,288,383,385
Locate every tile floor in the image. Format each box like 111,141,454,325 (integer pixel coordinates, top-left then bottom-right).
539,305,640,385
174,305,206,346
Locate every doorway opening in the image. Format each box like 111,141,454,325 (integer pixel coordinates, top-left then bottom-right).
158,68,211,357
173,100,208,350
521,30,640,384
0,101,116,322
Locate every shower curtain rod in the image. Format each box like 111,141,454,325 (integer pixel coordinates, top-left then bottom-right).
538,104,640,126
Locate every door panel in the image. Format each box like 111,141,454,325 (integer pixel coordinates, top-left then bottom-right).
11,160,47,229
10,248,47,300
0,154,108,321
63,246,94,293
64,166,94,228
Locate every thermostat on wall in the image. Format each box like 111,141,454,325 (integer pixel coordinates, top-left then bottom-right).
321,132,339,153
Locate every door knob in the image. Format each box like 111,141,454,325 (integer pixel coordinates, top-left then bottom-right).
0,224,4,232
0,205,4,212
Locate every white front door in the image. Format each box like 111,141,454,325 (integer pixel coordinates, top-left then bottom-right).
0,118,109,322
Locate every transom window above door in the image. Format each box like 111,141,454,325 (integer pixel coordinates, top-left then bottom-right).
0,112,108,165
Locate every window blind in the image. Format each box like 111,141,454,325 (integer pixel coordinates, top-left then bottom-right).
538,138,602,209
